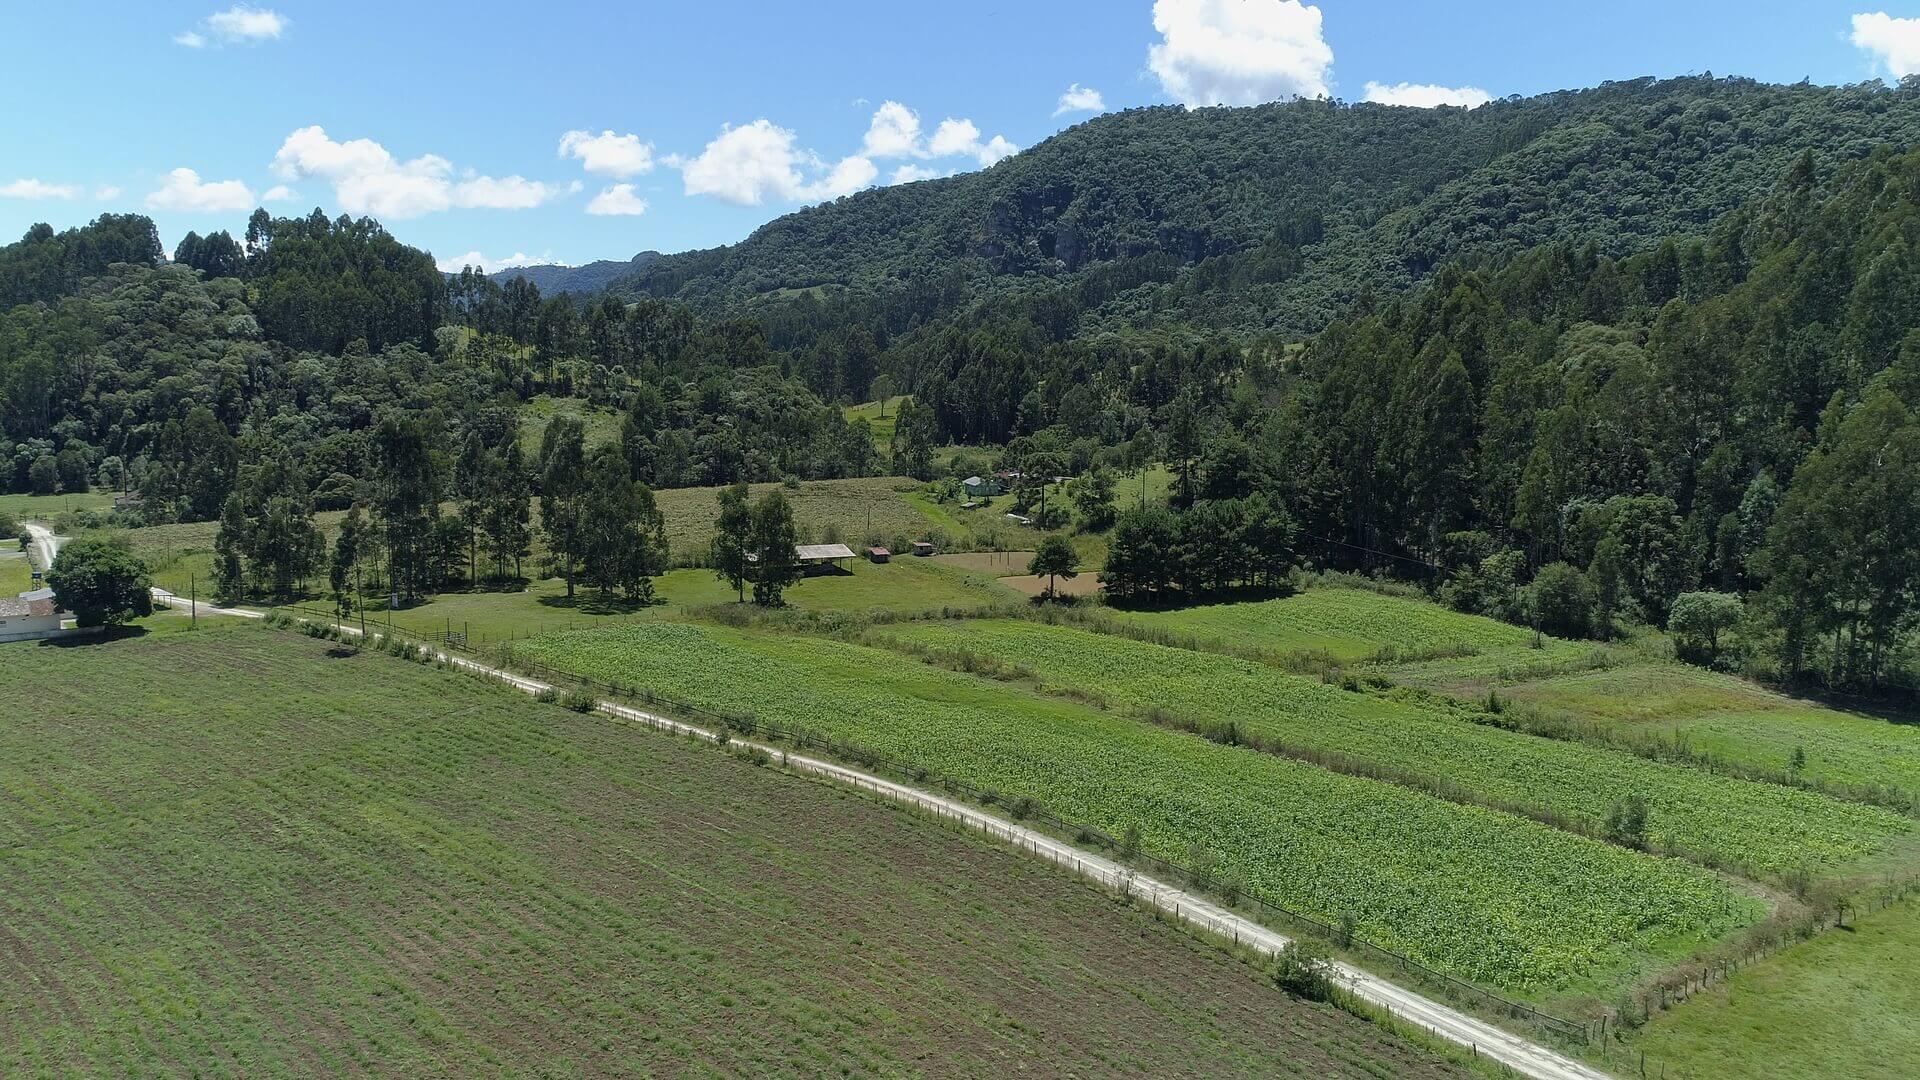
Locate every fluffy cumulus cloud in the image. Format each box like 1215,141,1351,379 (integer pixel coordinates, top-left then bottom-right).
175,5,286,47
1055,83,1106,116
558,130,655,177
145,168,256,213
271,126,567,218
1853,12,1920,79
0,178,81,199
1362,81,1491,109
586,183,649,216
928,118,1017,166
672,102,1015,206
860,101,924,158
94,185,122,201
260,184,298,202
891,164,943,184
675,120,814,206
434,251,559,274
1148,0,1332,107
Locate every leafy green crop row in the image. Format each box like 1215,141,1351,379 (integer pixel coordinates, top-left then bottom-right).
873,620,1910,881
513,623,1760,995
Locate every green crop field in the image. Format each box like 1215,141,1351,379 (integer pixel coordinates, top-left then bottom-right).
1628,894,1920,1079
510,622,1761,998
873,620,1912,882
1500,664,1920,806
0,625,1467,1078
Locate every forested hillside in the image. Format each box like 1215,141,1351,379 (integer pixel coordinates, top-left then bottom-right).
5,74,1920,694
610,77,1920,343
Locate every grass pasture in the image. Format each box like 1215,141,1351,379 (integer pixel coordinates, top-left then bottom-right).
324,557,1022,646
510,622,1760,998
1500,663,1920,808
0,490,116,520
0,625,1466,1078
655,476,940,558
0,549,34,595
1110,586,1599,679
872,619,1913,883
1629,894,1920,1079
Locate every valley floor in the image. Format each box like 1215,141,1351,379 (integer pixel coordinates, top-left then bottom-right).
0,621,1468,1077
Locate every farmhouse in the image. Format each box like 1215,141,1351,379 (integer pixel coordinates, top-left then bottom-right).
962,475,1003,498
0,595,61,643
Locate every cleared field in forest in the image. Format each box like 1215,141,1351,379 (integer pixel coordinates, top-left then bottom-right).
0,625,1467,1078
1109,586,1600,678
511,621,1761,998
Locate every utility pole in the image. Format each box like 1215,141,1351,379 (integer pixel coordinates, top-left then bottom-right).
189,575,197,629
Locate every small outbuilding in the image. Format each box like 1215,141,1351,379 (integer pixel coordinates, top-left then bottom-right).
0,596,61,643
795,543,858,573
867,546,891,563
911,541,935,557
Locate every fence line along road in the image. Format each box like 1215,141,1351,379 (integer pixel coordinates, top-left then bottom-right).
276,609,1612,1080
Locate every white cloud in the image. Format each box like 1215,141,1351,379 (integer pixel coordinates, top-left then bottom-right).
94,185,122,200
271,126,564,218
1362,81,1491,109
1148,0,1333,107
175,5,285,47
674,105,1014,206
810,155,879,199
0,179,81,199
260,184,298,202
1853,12,1920,79
890,164,942,184
435,251,560,274
452,174,567,210
1055,83,1106,116
861,101,923,158
558,130,655,177
677,120,810,205
145,168,256,213
586,183,649,216
929,118,1018,166
206,6,286,41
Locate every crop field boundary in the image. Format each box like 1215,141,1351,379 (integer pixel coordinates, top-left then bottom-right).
265,604,1610,1080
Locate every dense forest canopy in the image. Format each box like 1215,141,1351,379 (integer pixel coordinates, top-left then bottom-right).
608,76,1920,344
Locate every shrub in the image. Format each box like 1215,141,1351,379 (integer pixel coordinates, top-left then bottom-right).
560,690,598,713
1527,562,1598,639
1271,940,1334,1001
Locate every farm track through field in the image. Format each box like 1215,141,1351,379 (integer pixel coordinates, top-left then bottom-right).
280,610,1612,1080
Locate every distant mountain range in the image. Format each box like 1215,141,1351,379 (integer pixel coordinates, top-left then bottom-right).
487,252,662,295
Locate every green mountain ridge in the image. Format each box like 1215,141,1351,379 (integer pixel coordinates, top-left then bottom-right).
606,75,1920,340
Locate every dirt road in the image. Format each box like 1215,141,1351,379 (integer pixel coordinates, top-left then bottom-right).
23,523,260,619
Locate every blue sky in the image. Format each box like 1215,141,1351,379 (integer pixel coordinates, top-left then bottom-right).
4,1,1919,272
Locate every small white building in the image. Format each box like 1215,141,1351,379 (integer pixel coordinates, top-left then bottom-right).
0,595,62,643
